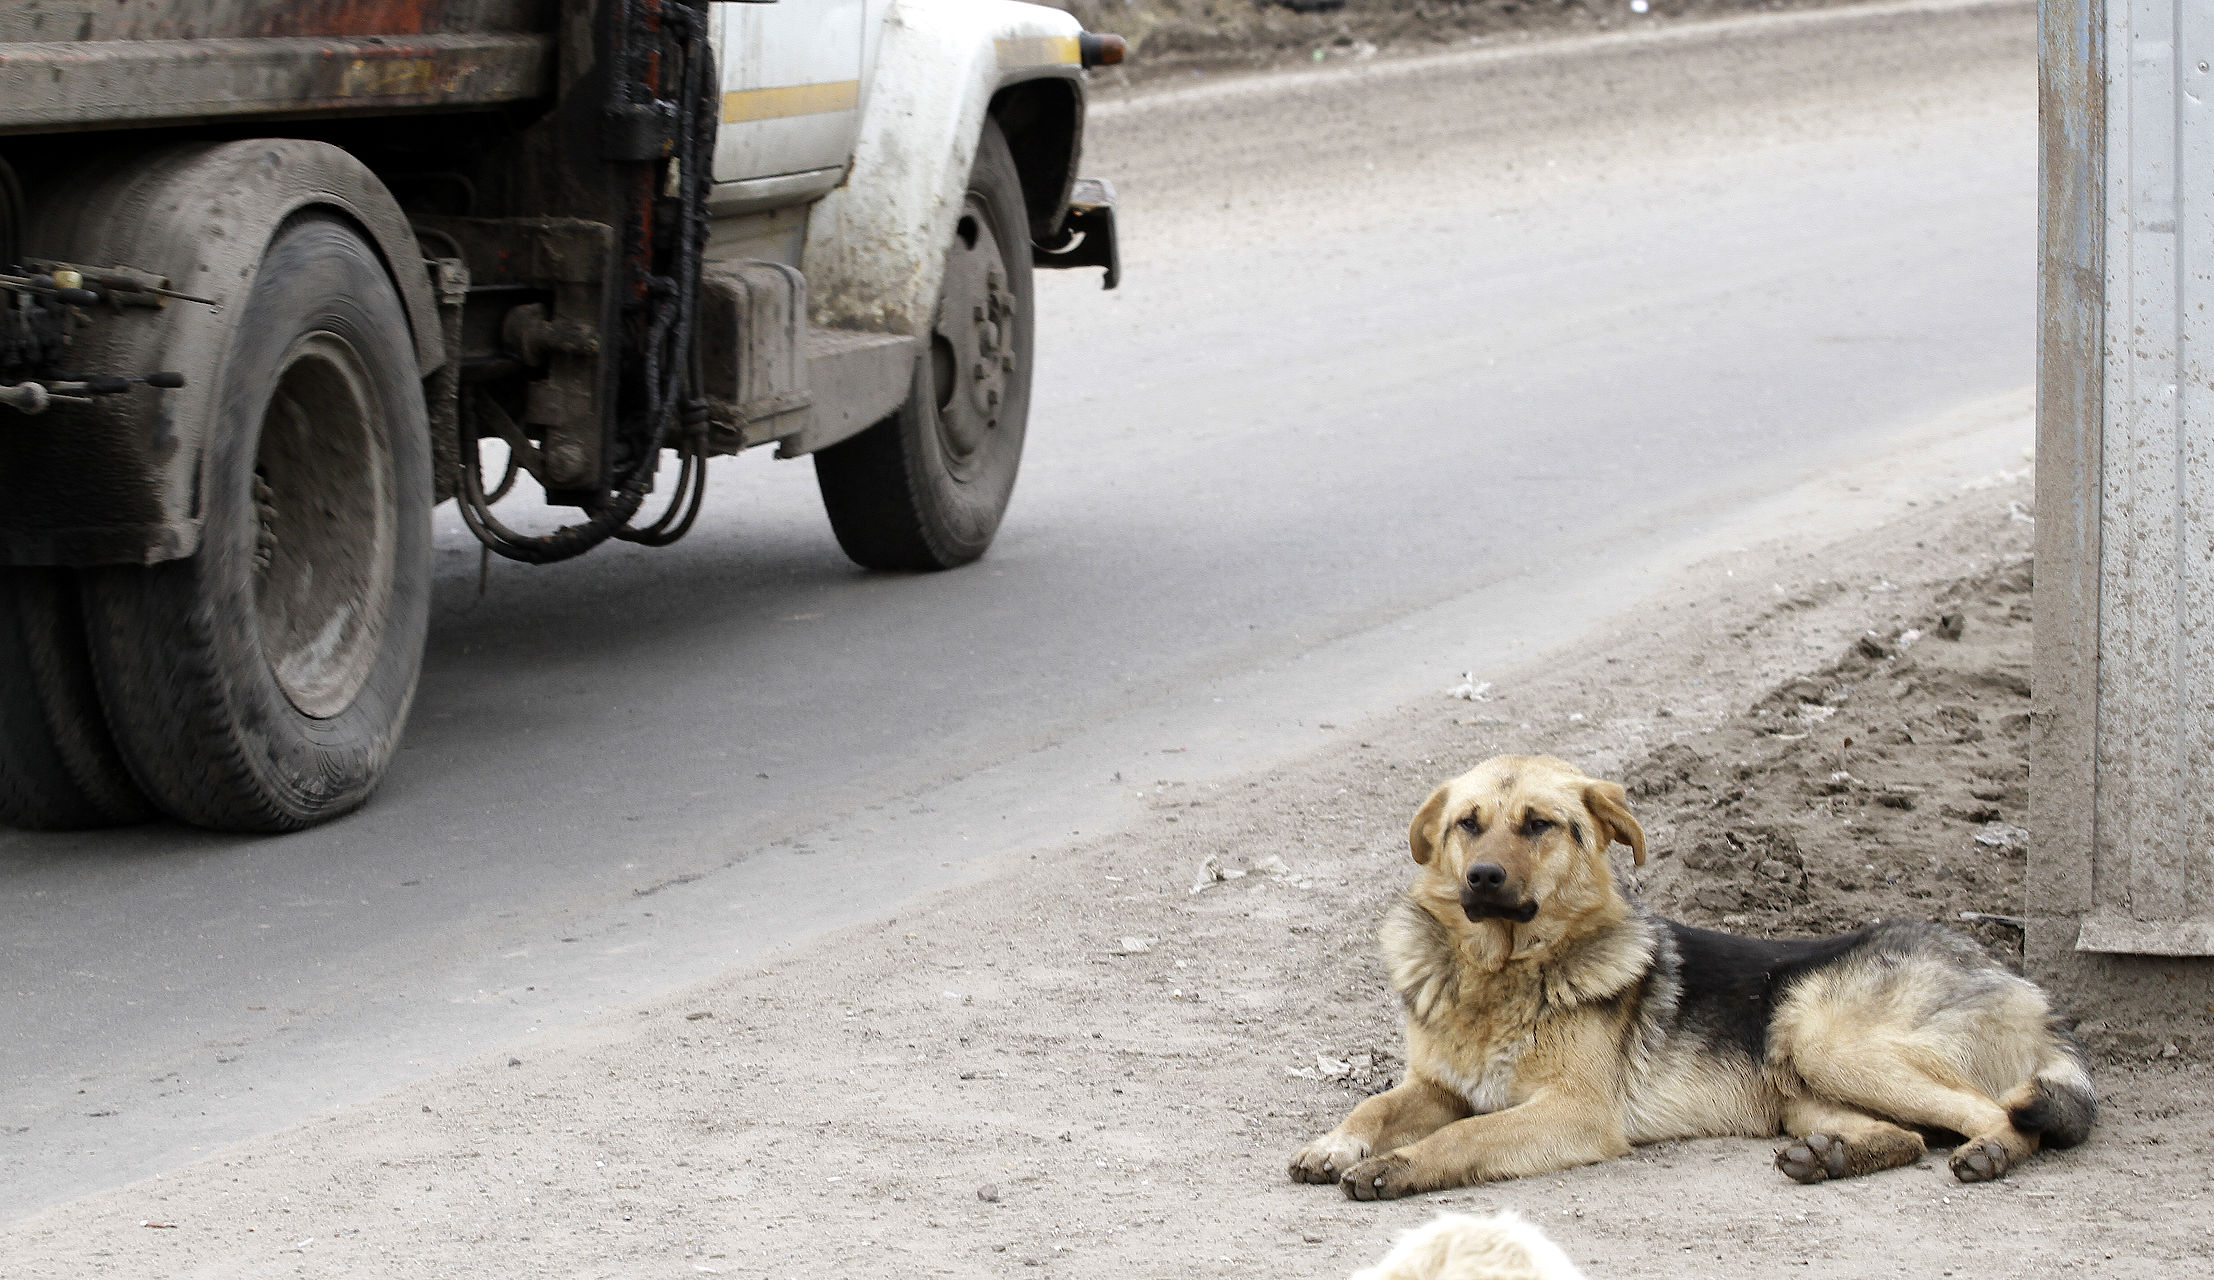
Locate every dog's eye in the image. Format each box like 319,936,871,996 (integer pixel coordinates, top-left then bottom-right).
1521,816,1555,838
1456,815,1482,835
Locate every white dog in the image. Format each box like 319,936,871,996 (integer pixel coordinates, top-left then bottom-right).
1349,1210,1585,1280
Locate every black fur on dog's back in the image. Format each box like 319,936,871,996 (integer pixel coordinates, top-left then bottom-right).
1656,921,1876,1062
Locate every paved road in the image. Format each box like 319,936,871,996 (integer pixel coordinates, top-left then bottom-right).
0,0,2036,1221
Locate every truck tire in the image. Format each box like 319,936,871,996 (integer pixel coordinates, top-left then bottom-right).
80,215,432,832
814,119,1034,571
0,570,155,829
1,155,149,829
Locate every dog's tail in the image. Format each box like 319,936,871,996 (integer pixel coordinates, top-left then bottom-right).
2004,1019,2097,1149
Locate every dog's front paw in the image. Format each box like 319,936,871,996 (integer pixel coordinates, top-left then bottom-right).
1288,1133,1370,1185
1339,1152,1420,1201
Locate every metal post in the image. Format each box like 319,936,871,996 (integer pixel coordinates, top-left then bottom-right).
2031,0,2214,1049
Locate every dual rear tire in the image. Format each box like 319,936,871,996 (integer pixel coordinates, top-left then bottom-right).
2,213,430,833
0,570,152,829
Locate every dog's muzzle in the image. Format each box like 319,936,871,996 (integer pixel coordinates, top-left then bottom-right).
1460,895,1539,923
1461,862,1538,923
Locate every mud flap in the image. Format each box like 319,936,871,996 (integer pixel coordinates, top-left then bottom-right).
1033,177,1119,290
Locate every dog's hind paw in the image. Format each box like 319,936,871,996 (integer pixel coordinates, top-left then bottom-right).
1775,1132,1849,1183
1340,1153,1419,1201
1949,1137,2013,1183
1289,1133,1370,1184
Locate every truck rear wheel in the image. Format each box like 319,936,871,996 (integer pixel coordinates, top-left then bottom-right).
81,215,432,832
0,570,155,829
1,156,151,830
813,118,1034,571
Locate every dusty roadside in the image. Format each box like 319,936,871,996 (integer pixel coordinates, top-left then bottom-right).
8,456,2207,1277
1060,0,1875,81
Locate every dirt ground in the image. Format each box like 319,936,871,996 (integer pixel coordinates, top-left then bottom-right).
1626,523,2040,962
8,455,2210,1276
1058,0,1870,80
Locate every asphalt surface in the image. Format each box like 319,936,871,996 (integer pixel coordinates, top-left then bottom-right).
0,0,2036,1222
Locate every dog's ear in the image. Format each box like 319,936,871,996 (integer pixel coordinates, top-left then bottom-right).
1583,780,1647,867
1408,783,1452,866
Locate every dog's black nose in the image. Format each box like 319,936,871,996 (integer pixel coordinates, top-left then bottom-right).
1467,863,1507,890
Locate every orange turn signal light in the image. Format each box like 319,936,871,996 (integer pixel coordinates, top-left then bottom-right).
1079,33,1126,69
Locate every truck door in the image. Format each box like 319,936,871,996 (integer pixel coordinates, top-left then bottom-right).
712,0,867,211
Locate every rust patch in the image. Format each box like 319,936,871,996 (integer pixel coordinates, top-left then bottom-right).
255,1,444,38
0,2,540,44
332,53,446,99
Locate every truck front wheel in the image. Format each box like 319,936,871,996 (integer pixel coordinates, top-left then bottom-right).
82,215,432,832
813,118,1035,571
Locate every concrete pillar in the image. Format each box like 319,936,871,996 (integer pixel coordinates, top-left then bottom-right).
2032,0,2214,1052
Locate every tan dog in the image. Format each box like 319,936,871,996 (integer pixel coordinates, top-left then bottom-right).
1290,755,2094,1200
1348,1210,1585,1280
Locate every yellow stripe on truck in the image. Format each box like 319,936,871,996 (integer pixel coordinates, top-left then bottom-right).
993,35,1081,69
720,80,861,124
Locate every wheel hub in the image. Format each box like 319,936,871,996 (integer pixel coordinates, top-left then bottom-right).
251,331,394,720
931,197,1018,475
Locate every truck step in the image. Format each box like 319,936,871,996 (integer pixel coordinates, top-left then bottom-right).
697,261,915,456
779,329,918,458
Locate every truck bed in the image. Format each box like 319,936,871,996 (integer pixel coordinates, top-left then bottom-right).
0,0,555,134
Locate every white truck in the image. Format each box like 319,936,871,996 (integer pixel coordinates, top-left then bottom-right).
0,0,1123,832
